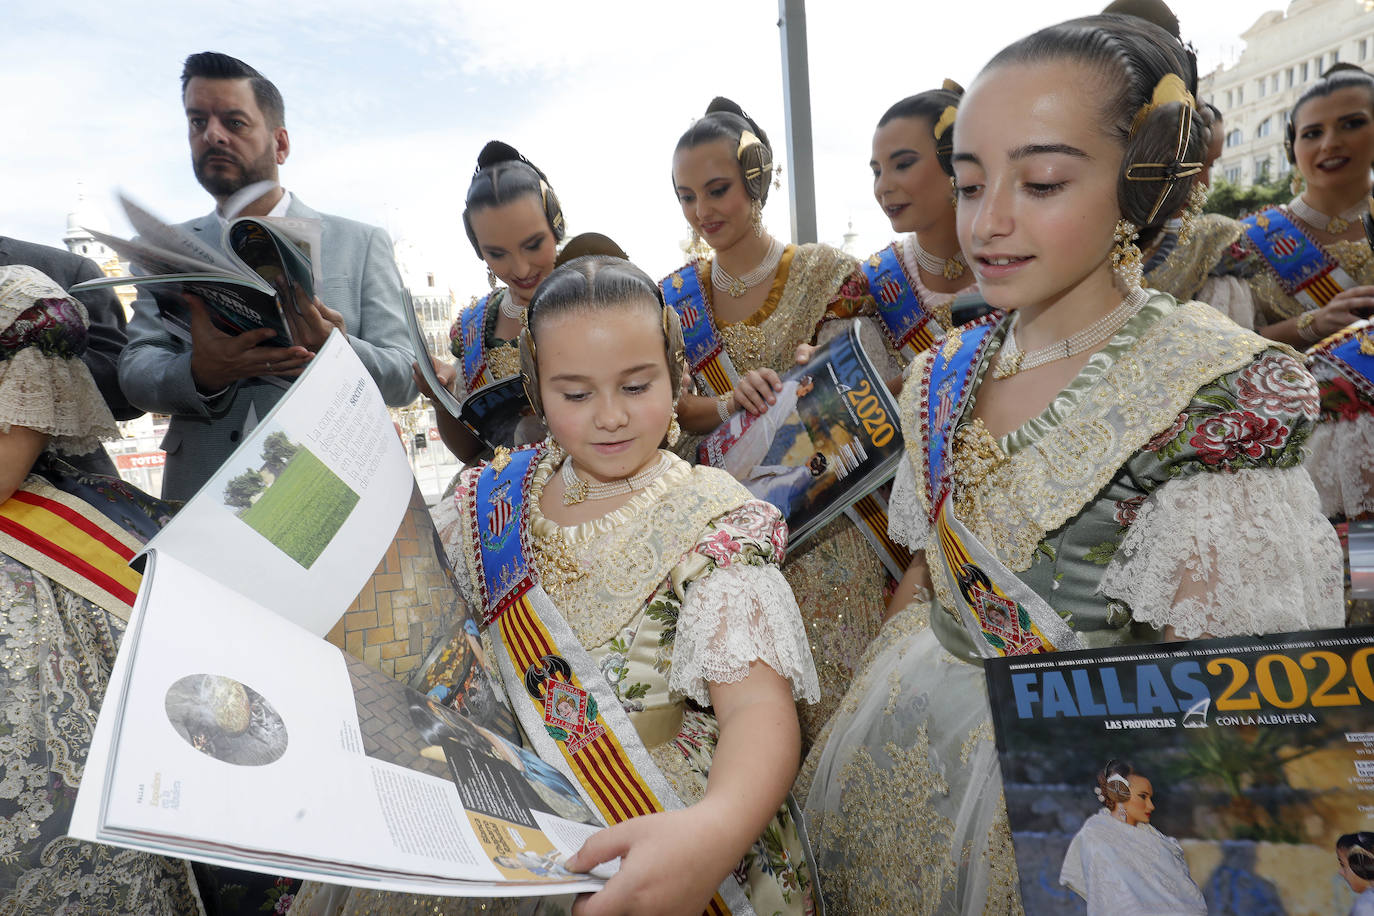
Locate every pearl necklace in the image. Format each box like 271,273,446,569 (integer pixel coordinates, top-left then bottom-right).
712,237,785,298
993,287,1149,379
1288,195,1365,235
561,452,672,505
497,288,526,321
906,234,967,281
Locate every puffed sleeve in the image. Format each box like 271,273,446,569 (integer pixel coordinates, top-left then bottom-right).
0,287,119,454
668,500,820,705
1194,275,1255,331
1098,348,1343,638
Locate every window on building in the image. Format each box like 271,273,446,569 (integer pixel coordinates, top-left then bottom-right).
1361,39,1368,61
1258,78,1267,98
1254,157,1271,181
1226,128,1243,148
1256,118,1271,138
426,272,435,288
1286,67,1294,88
1332,48,1340,64
1225,166,1242,183
1300,62,1309,81
1237,86,1244,104
1271,74,1279,93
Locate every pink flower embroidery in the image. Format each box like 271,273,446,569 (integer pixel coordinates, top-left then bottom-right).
1189,410,1290,465
1145,412,1188,452
699,530,744,566
770,518,790,564
1235,353,1317,417
729,500,780,539
1113,495,1146,527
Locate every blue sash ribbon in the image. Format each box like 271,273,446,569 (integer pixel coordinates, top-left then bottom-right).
661,263,737,394
472,445,540,624
458,293,493,391
862,244,937,356
1312,320,1374,402
1241,207,1341,300
923,323,997,511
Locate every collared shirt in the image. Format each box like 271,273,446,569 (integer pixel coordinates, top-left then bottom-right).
214,188,292,228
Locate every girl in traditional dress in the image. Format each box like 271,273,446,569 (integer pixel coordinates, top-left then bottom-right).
1338,832,1374,915
1236,66,1374,521
0,266,201,912
863,82,979,363
415,141,565,462
1060,760,1207,915
662,97,890,743
801,14,1343,914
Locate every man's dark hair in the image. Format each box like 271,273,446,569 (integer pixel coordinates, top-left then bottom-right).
180,52,285,128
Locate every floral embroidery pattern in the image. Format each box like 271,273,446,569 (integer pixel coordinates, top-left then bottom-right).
697,531,743,567
1189,410,1291,465
0,298,86,361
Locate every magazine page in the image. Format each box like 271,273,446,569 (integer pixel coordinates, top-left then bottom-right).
141,331,413,637
256,214,324,292
117,191,244,276
698,322,904,548
984,626,1374,915
460,376,538,452
71,552,606,896
402,288,462,418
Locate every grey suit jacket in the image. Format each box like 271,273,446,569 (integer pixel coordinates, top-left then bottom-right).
118,196,419,501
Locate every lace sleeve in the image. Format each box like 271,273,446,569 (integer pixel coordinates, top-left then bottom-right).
668,562,821,707
1304,412,1374,519
888,455,930,551
1098,466,1343,639
1195,275,1255,331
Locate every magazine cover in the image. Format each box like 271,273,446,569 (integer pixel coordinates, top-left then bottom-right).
698,322,904,551
985,626,1374,915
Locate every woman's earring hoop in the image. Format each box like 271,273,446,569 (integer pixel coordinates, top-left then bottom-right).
1111,219,1144,290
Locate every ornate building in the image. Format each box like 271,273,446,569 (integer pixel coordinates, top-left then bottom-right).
392,236,456,361
1200,0,1374,188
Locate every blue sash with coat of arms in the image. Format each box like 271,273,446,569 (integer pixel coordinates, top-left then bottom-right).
862,243,942,359
456,293,495,393
660,262,740,396
1242,207,1355,311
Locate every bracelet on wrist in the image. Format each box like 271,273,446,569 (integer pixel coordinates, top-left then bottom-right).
1296,310,1319,343
716,393,734,423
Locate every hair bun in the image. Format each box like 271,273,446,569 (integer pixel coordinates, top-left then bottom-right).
476,140,522,170
1321,61,1369,80
705,96,746,118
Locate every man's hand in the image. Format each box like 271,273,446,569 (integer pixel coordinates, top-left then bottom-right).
280,282,346,351
187,294,313,391
412,355,457,402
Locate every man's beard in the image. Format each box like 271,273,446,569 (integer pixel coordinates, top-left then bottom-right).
193,148,276,197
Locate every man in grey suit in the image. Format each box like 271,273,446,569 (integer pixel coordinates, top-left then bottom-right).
119,51,417,502
0,236,142,475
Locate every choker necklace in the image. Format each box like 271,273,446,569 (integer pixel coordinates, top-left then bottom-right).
497,289,526,321
993,287,1149,379
906,234,967,281
712,236,785,298
561,452,672,505
1288,195,1365,235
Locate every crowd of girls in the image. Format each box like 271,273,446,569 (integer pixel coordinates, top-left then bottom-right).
3,3,1372,915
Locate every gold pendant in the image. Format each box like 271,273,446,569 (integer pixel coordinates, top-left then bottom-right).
728,278,748,298
992,349,1022,379
943,259,965,281
563,475,588,506
1328,217,1350,234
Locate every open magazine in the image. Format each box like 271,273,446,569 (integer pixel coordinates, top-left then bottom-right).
70,332,611,897
698,323,907,564
402,291,536,452
984,626,1374,914
70,191,319,353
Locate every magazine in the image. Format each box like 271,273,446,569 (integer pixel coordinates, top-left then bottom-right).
70,191,318,352
70,332,611,897
984,626,1374,914
698,323,906,560
401,290,536,452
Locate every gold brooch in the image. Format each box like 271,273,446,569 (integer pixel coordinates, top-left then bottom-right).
491,446,511,473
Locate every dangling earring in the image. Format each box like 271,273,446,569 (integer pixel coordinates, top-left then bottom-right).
666,414,681,447
1290,171,1304,196
1111,219,1144,290
949,176,958,208
750,198,763,238
487,266,498,290
1177,183,1208,246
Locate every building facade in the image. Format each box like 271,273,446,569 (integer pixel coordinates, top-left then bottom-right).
1200,0,1374,188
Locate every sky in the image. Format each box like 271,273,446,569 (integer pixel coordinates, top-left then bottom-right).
2,0,1280,301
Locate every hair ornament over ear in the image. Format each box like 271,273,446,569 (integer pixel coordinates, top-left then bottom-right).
933,106,958,142
1107,773,1131,791
1125,80,1203,225
739,129,774,187
940,78,964,94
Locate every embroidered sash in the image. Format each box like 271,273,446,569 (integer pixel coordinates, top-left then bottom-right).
662,262,740,396
0,478,143,620
457,294,494,392
467,447,751,916
1242,207,1356,310
1310,319,1374,403
843,491,913,580
921,322,997,514
862,244,941,359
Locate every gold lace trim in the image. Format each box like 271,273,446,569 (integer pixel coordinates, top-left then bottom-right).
526,452,749,649
1145,213,1242,302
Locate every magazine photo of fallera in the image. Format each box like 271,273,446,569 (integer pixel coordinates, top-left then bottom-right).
985,626,1374,915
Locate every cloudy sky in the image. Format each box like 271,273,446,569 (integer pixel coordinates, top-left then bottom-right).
5,0,1273,298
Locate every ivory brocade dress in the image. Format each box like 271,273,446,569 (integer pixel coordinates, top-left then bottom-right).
1143,213,1257,330
667,243,895,745
799,293,1344,915
299,451,821,916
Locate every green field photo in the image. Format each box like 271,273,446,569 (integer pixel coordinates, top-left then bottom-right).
225,433,359,568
